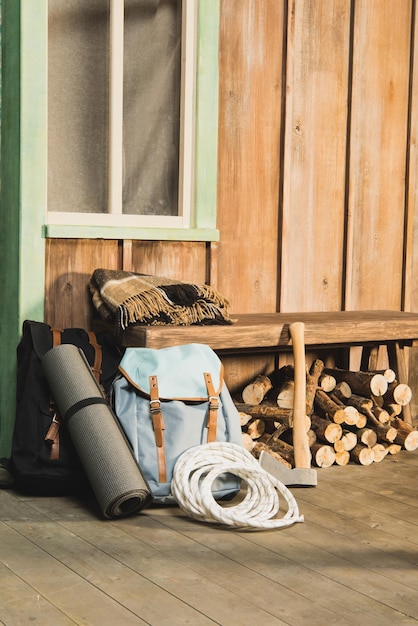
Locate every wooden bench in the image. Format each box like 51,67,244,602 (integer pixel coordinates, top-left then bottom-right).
118,310,418,424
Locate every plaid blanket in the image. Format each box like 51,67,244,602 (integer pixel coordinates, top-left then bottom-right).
89,269,233,329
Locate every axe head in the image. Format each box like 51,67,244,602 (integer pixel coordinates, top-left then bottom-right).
259,450,318,487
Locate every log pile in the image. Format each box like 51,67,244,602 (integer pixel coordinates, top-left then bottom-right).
234,361,418,469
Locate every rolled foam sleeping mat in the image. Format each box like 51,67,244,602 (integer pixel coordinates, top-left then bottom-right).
42,343,152,518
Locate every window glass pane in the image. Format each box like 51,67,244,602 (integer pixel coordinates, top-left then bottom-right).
123,0,181,216
48,0,109,213
47,0,181,217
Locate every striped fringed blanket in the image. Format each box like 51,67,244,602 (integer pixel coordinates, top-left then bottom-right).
89,269,233,329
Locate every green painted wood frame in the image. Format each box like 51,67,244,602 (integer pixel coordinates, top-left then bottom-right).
0,0,220,456
0,0,47,456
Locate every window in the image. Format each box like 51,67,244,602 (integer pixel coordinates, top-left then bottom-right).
44,0,219,241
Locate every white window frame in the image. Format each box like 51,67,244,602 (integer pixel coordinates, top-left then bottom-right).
44,0,220,241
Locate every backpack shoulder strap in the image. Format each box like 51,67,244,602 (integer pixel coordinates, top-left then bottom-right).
87,331,103,384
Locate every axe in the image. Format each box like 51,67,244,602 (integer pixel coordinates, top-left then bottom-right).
260,321,317,486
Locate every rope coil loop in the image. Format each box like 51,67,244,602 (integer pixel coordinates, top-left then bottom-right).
171,442,304,530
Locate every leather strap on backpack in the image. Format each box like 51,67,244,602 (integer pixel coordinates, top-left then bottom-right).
45,327,63,460
51,328,62,348
204,372,218,443
149,375,167,483
87,331,103,384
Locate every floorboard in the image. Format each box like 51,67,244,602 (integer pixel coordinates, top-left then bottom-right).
1,450,418,625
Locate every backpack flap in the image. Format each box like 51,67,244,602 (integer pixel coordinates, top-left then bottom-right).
118,343,223,400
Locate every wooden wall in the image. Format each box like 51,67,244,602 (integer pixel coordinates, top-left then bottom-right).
44,0,418,391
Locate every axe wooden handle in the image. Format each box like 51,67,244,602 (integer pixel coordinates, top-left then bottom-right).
289,322,312,469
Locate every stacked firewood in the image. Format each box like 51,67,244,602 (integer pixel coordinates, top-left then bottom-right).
233,360,418,469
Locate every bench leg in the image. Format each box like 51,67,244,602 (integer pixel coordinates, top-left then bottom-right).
387,341,412,425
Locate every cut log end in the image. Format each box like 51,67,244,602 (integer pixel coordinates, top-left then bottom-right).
340,430,358,451
370,374,388,397
391,418,418,451
311,443,336,468
310,414,342,443
343,406,360,426
334,449,350,466
386,443,402,455
350,444,374,466
357,427,377,448
392,383,413,407
319,374,336,392
371,443,388,463
239,412,252,427
372,407,390,425
246,418,266,440
242,375,273,405
242,432,255,451
399,430,418,451
334,381,352,399
276,381,295,409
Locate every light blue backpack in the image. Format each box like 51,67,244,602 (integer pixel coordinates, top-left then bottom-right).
112,343,243,502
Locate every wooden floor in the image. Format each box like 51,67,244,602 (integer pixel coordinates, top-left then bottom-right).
1,451,418,626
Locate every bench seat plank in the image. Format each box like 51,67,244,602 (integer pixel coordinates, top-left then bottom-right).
119,310,418,352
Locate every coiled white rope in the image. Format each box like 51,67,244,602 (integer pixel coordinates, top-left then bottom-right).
171,442,304,530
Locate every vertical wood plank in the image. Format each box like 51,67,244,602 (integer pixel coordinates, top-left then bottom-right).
280,0,351,312
345,0,412,310
216,0,285,391
131,241,207,285
207,241,219,289
216,0,284,313
405,3,418,312
44,239,120,328
122,240,133,271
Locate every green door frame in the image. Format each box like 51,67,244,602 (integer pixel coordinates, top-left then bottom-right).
0,0,47,456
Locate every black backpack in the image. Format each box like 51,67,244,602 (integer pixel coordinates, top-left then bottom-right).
8,320,123,496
